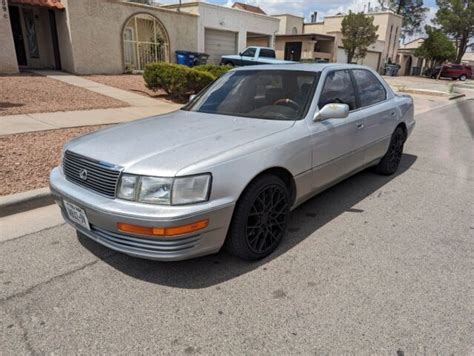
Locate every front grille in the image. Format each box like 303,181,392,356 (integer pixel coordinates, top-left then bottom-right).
63,150,122,198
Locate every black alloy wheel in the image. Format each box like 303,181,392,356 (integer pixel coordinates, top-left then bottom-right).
225,175,290,260
375,126,405,175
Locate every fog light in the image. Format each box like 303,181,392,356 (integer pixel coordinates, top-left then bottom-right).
117,219,209,237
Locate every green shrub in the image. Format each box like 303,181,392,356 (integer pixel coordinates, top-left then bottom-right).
193,64,232,78
143,62,215,100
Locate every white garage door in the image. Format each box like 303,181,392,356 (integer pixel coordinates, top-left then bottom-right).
360,52,381,71
205,29,237,64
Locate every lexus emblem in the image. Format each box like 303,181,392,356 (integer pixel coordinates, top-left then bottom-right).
79,169,88,181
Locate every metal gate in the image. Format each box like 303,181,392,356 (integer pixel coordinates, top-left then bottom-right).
123,14,170,71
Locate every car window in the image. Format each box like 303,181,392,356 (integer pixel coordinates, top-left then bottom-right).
241,48,256,57
352,69,386,107
259,49,275,58
318,70,357,110
184,70,320,121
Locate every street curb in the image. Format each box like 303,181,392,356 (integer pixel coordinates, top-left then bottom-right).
396,87,451,97
0,187,53,217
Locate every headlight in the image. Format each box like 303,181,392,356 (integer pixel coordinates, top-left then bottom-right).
116,173,211,205
172,174,211,205
117,174,138,200
138,177,172,205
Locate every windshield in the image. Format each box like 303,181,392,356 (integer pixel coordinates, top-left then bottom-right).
183,70,320,120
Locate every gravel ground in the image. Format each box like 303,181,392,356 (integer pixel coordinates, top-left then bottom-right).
85,74,167,98
0,125,108,196
0,73,127,116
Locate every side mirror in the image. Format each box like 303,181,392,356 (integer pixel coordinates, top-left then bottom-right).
239,52,243,56
314,103,349,122
188,94,196,103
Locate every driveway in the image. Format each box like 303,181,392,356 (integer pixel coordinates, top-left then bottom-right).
1,100,473,354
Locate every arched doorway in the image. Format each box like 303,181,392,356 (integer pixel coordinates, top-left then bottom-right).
122,13,170,71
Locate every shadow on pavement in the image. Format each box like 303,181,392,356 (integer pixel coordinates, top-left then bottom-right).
79,154,417,289
457,99,473,137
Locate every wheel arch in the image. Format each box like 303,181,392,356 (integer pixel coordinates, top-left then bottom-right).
239,166,297,207
396,122,408,141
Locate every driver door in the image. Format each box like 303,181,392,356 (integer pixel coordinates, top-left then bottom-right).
240,47,257,66
308,69,366,191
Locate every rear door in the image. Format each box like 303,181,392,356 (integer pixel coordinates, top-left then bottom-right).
308,69,366,191
351,69,397,163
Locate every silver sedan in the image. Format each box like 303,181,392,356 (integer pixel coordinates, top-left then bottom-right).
49,64,415,261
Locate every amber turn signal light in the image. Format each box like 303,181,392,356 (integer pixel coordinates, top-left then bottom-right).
117,219,209,237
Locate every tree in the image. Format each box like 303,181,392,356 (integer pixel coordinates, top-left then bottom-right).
434,0,474,63
414,26,456,67
341,11,379,64
389,0,428,37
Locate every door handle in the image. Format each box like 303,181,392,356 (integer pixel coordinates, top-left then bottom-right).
357,123,364,129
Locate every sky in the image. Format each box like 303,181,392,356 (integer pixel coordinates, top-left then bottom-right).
158,0,438,25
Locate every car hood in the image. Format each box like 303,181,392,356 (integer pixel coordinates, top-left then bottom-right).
66,110,294,176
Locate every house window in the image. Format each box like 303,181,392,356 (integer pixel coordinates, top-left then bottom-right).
292,27,298,35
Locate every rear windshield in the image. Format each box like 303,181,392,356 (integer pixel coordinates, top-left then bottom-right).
183,70,319,121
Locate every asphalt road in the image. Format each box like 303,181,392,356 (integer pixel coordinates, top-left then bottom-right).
1,99,473,355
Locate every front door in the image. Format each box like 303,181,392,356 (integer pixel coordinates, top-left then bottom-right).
284,42,302,61
240,47,257,65
9,6,27,66
308,69,366,191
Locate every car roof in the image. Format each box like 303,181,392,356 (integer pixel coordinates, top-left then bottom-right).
231,63,375,73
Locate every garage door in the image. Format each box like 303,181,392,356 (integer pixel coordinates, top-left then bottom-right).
360,52,381,71
205,29,237,64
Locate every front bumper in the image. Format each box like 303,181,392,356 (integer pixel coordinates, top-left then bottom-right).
49,167,235,261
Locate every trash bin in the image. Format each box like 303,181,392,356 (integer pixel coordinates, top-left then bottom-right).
384,64,399,76
196,53,209,65
411,66,421,76
175,51,197,67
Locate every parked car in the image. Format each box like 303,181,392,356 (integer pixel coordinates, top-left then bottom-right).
430,63,472,81
221,46,294,66
50,64,415,262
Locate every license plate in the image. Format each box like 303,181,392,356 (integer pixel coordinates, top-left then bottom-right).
64,200,90,230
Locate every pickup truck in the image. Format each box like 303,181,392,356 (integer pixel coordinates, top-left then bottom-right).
221,47,294,66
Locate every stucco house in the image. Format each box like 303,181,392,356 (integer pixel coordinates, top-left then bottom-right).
273,14,336,63
0,0,278,73
1,0,404,75
274,11,403,72
162,2,279,64
1,0,199,74
396,38,427,76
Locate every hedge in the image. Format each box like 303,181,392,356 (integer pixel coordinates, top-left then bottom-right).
143,63,215,100
143,63,232,101
193,64,232,78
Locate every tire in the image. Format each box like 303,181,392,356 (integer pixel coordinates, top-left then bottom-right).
375,127,406,175
225,175,291,260
459,74,467,81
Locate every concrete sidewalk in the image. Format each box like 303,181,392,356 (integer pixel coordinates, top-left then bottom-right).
1,71,182,136
1,106,180,136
